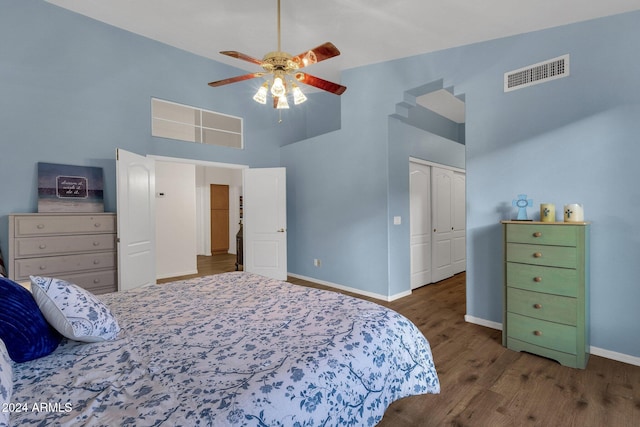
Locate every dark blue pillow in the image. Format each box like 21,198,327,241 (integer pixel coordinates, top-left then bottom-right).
0,277,61,362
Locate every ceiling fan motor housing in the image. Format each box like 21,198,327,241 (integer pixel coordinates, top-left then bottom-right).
262,51,298,73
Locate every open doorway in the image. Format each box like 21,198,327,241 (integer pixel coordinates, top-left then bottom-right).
149,156,288,283
410,159,465,289
399,81,466,291
150,155,246,281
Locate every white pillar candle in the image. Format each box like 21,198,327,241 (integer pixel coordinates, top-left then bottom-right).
564,204,584,222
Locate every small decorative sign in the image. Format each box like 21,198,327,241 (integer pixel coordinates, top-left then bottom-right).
38,163,104,213
56,175,88,199
512,194,533,220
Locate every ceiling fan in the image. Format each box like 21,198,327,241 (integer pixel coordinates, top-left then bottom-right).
207,0,347,109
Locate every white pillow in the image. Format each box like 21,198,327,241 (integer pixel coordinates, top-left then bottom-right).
30,276,120,343
0,339,12,427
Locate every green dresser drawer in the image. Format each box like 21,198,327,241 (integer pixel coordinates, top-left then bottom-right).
506,223,577,246
506,312,577,355
506,262,578,297
506,243,577,268
507,287,577,325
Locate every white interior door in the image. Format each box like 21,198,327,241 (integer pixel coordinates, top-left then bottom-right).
116,149,156,291
243,168,287,280
409,161,432,289
432,167,454,282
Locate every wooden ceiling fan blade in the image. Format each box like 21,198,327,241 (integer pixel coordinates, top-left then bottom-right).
295,73,347,95
208,72,265,87
220,51,264,66
292,42,341,68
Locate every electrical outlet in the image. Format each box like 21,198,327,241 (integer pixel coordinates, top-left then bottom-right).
313,259,321,267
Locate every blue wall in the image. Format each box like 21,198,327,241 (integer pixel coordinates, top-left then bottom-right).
2,0,640,359
283,11,640,359
0,0,338,254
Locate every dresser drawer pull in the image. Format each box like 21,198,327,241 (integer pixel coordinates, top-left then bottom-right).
533,303,543,309
533,330,543,336
93,279,101,284
93,241,101,246
533,252,543,258
39,244,47,249
533,276,543,282
94,223,102,228
37,224,45,229
533,232,542,238
93,260,101,265
39,265,47,270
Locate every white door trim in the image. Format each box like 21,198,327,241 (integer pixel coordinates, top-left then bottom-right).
148,154,248,170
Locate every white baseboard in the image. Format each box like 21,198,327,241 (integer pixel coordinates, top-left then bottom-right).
464,315,503,330
590,346,640,367
287,273,410,302
464,315,640,367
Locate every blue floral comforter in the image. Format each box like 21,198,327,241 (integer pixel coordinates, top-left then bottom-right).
10,272,439,426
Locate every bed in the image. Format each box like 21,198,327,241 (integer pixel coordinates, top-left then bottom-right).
2,272,439,426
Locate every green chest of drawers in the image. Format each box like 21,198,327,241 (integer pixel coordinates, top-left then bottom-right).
502,221,590,368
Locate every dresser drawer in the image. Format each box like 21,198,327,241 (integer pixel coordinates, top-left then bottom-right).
506,243,577,268
506,262,578,297
13,214,116,237
506,312,577,355
507,287,577,325
55,270,117,295
13,252,116,280
14,234,116,257
506,223,576,246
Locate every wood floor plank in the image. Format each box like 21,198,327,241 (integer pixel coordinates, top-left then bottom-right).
159,255,640,426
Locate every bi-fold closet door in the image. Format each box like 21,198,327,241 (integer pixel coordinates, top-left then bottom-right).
410,160,465,289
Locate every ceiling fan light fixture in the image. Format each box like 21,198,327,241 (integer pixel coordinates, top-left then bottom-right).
253,82,269,104
292,83,307,105
271,76,286,97
276,95,290,109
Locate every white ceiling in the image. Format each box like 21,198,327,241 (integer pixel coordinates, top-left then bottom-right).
45,0,640,121
417,90,466,124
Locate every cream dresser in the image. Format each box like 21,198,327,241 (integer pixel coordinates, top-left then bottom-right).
8,213,117,294
502,221,590,369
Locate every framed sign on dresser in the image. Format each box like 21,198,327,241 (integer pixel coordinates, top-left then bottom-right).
502,220,590,369
8,213,117,294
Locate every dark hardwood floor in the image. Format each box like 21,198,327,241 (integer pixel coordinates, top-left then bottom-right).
159,255,640,426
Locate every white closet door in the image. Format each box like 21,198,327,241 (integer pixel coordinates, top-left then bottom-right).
432,167,454,282
409,162,432,289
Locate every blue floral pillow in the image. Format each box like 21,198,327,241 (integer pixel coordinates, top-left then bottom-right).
0,277,61,362
30,276,120,343
1,339,12,426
